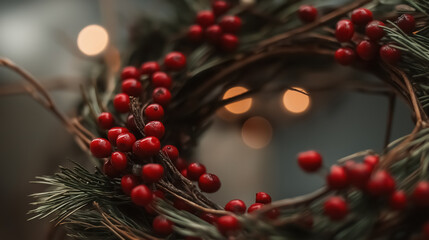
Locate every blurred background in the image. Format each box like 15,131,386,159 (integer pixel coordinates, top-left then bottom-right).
0,0,414,239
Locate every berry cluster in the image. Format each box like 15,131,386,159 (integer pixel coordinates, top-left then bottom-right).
187,1,241,52
332,7,416,65
297,150,429,228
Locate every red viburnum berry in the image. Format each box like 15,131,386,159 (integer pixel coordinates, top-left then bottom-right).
152,71,172,89
111,151,128,171
200,212,217,224
187,163,207,181
256,192,272,204
366,170,396,196
335,19,354,42
122,79,142,97
323,196,348,221
216,215,241,236
298,5,318,23
141,163,164,183
97,112,114,130
351,8,373,26
103,160,119,178
356,40,378,61
121,174,139,195
116,132,136,152
144,121,165,139
212,1,230,16
326,165,349,189
365,20,385,41
140,61,160,76
121,66,140,80
131,184,153,206
389,190,407,210
144,103,164,121
90,138,112,158
188,24,204,42
297,150,323,173
162,145,179,161
198,173,221,193
396,14,415,34
196,10,215,28
348,162,372,189
225,199,247,214
107,127,128,144
220,34,239,52
152,215,173,236
219,15,242,34
113,93,130,113
363,155,379,169
380,44,401,64
132,136,161,158
247,203,263,213
152,87,172,106
412,181,429,207
335,47,356,66
126,114,138,132
205,25,223,44
174,157,188,171
164,52,187,71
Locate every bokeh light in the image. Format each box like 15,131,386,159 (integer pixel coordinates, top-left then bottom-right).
223,86,252,114
241,116,272,149
282,87,310,114
77,25,109,56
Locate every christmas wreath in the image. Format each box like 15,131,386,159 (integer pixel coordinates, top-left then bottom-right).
1,0,429,239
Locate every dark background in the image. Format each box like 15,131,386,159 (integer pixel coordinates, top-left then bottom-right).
0,0,413,239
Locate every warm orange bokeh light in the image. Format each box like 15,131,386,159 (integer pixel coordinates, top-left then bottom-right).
77,25,109,56
282,87,310,114
241,116,272,149
223,86,252,114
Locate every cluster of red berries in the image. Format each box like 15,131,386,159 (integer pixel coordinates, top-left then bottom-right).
188,1,241,52
332,8,416,65
297,150,429,227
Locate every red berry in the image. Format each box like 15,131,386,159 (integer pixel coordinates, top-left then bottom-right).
363,155,379,169
144,121,165,139
144,103,164,121
103,160,119,178
181,169,188,178
220,34,239,52
365,20,385,41
335,20,354,42
367,170,396,196
116,132,136,152
343,160,356,173
162,145,179,161
140,61,160,76
200,212,217,224
132,136,161,158
212,1,230,16
126,114,138,132
389,190,407,210
97,112,114,130
153,190,165,199
187,163,207,181
335,47,356,66
297,150,322,173
266,208,280,220
219,16,242,34
122,79,142,97
412,181,429,207
198,173,221,193
323,196,348,221
396,14,415,34
121,66,140,80
298,5,318,23
380,44,401,64
164,52,186,71
188,24,204,42
90,138,112,158
225,199,246,214
247,203,263,213
356,40,378,61
348,163,372,189
131,184,153,206
152,87,172,106
111,151,128,171
351,8,373,26
255,192,272,204
327,165,349,189
174,157,188,171
152,215,173,236
173,198,193,212
141,163,164,183
107,127,128,144
113,93,130,113
152,72,172,89
216,215,241,235
205,25,223,44
121,174,139,195
423,221,429,238
196,10,215,28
